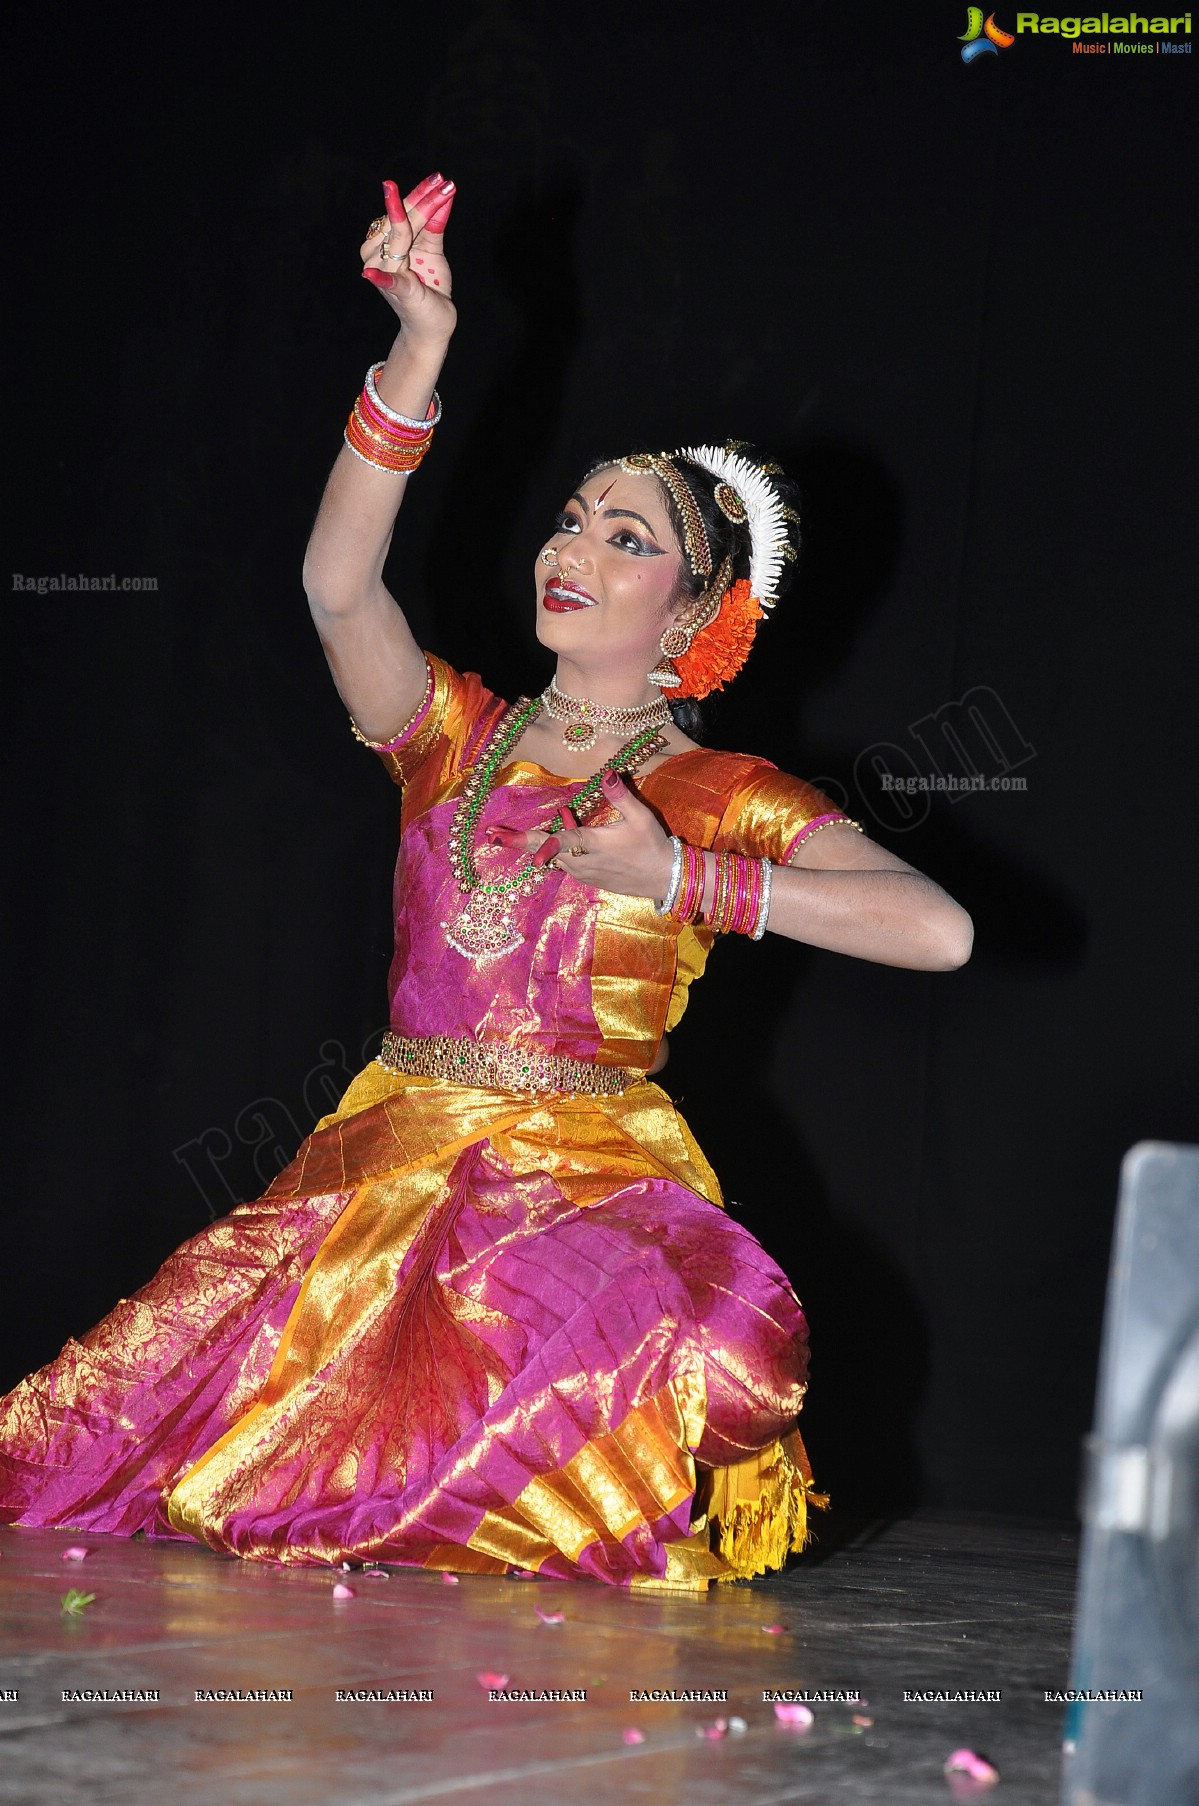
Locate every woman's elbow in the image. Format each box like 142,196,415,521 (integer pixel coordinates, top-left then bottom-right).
926,902,973,971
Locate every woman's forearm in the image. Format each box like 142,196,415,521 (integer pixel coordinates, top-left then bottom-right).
763,862,973,969
302,330,451,619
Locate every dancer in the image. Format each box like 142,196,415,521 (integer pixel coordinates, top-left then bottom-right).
0,173,971,1587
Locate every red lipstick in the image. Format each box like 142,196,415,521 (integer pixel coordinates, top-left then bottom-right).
542,578,597,613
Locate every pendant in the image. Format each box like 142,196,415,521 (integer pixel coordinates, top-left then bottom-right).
440,888,527,965
561,720,597,752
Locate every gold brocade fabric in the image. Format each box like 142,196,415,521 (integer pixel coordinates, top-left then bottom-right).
161,1065,820,1586
2,651,836,1587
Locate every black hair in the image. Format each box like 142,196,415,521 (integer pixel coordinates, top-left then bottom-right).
584,448,802,742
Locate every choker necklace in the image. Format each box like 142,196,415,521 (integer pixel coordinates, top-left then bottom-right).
541,678,672,753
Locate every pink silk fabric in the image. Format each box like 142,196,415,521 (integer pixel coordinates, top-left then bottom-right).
0,656,845,1584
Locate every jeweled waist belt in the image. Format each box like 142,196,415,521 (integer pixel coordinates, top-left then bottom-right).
376,1030,635,1096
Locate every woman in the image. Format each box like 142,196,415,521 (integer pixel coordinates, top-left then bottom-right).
0,174,971,1589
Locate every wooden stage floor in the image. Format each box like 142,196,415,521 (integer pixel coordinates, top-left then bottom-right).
0,1512,1076,1805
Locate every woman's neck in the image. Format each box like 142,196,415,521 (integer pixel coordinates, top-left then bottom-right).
551,659,663,710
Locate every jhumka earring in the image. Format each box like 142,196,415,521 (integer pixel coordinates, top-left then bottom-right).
647,619,690,689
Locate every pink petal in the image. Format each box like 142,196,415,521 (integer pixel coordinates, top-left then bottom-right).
622,1727,645,1744
441,1572,460,1585
511,1568,537,1579
61,1547,90,1562
944,1749,1000,1792
698,1718,729,1739
477,1671,509,1690
535,1606,565,1623
853,1713,874,1727
774,1701,814,1729
360,1566,390,1580
331,1583,355,1600
761,1623,785,1634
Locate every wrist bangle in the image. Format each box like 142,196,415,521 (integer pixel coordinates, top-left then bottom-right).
364,362,442,430
655,836,684,916
750,857,773,940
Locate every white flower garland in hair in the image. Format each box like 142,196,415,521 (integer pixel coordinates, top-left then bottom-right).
673,445,791,608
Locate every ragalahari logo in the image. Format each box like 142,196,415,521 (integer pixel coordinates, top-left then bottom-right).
960,8,1016,57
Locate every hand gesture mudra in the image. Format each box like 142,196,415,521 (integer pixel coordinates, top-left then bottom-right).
486,772,678,903
360,173,457,345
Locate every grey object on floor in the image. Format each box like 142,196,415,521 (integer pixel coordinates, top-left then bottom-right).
1063,1141,1199,1806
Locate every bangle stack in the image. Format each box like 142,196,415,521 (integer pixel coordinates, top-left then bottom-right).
709,850,771,939
344,362,441,474
656,841,773,940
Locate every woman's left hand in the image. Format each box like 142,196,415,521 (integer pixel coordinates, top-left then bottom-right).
486,771,676,903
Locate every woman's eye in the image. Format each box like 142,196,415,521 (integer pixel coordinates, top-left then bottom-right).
554,511,581,535
612,529,661,555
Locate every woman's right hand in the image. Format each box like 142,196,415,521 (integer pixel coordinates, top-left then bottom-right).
360,173,457,348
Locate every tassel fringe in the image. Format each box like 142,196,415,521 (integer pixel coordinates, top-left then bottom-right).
704,1432,829,1581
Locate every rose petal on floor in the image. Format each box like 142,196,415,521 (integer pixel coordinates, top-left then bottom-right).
761,1624,785,1634
61,1547,90,1561
477,1672,509,1689
535,1607,565,1623
774,1701,814,1729
697,1718,729,1739
331,1583,355,1600
622,1727,645,1744
944,1748,1000,1793
853,1713,874,1726
441,1572,459,1585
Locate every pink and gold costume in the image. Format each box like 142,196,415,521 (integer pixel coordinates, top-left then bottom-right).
0,657,847,1589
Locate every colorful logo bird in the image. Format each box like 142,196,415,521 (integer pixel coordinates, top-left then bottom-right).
959,8,1015,60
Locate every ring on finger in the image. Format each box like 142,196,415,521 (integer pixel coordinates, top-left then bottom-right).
379,240,409,266
569,834,588,858
365,217,387,241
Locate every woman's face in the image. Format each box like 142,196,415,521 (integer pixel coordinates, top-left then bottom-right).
533,467,688,685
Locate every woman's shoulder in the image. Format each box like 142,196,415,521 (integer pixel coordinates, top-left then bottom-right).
649,740,780,795
646,742,848,859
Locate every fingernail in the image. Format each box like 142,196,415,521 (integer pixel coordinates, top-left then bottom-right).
439,180,455,193
602,771,621,790
560,808,578,829
532,837,560,867
362,268,394,289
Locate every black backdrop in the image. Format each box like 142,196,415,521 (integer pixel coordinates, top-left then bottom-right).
5,5,1195,1519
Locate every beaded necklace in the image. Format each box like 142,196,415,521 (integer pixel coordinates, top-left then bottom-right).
440,696,666,965
540,678,672,753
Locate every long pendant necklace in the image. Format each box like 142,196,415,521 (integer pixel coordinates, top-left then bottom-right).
541,677,672,753
440,696,667,965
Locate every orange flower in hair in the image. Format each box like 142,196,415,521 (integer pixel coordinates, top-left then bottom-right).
672,579,766,700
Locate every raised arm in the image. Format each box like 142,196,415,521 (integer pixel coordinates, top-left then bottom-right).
303,173,458,741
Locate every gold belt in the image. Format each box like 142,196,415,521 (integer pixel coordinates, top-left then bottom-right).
376,1030,635,1096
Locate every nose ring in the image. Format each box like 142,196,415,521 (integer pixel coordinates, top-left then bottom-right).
540,548,559,567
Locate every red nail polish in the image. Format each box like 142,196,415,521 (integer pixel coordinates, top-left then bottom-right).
362,267,394,289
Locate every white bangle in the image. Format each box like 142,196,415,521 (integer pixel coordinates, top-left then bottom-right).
750,856,773,940
654,836,685,916
364,362,443,429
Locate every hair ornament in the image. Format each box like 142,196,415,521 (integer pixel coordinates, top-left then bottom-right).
713,482,747,524
617,452,712,580
674,444,792,609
